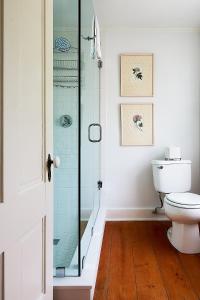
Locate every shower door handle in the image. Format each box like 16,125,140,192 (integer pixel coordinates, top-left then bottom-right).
88,123,102,143
47,154,61,182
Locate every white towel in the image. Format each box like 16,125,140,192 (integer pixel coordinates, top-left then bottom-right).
94,16,102,60
91,16,102,60
91,16,96,59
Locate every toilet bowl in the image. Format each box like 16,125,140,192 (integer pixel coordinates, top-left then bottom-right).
151,159,200,254
164,193,200,254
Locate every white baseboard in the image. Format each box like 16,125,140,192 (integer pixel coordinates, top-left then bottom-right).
106,208,169,221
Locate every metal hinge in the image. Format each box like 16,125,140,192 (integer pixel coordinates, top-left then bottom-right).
82,256,86,269
91,227,94,237
56,267,65,278
98,60,103,69
97,180,103,190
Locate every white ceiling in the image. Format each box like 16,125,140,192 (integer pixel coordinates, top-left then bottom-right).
93,0,200,28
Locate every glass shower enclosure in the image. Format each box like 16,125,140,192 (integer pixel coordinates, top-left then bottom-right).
53,0,102,277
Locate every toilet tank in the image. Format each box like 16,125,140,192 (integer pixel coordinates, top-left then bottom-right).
151,160,192,193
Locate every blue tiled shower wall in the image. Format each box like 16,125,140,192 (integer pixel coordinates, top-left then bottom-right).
53,30,79,269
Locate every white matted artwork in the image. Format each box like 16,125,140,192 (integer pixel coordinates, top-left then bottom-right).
121,54,153,97
121,103,154,146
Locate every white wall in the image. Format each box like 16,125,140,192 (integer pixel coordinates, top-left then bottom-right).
101,29,200,213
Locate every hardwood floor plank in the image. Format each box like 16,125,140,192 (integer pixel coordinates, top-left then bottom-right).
132,222,168,300
94,222,113,300
178,252,200,298
106,222,137,300
93,290,106,300
149,222,198,300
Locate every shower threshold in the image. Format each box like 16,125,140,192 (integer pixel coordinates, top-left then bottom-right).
53,208,106,300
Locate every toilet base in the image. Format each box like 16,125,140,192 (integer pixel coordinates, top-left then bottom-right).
167,222,200,254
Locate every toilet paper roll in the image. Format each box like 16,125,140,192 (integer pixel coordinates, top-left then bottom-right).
165,146,181,160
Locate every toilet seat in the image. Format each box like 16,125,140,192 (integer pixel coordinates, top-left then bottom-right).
165,193,200,209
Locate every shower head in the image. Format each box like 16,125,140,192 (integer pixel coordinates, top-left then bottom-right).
55,37,71,52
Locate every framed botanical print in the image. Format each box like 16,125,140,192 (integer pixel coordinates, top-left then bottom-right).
121,103,154,146
120,54,153,97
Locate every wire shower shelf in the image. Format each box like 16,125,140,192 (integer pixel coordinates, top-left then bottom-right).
53,59,78,70
53,49,78,88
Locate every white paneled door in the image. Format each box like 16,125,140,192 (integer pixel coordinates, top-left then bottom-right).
0,0,53,300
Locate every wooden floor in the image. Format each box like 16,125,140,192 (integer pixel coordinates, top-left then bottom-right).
94,221,200,300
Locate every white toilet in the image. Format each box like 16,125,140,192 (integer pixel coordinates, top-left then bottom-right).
152,159,200,254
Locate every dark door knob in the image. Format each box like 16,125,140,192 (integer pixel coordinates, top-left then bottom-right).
47,154,53,182
47,154,61,182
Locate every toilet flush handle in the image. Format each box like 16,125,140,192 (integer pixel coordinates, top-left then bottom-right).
157,166,164,170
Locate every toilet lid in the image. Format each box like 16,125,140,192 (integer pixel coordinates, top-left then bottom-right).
166,193,200,208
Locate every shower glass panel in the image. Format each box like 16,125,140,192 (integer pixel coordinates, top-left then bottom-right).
53,0,80,276
80,0,101,268
53,0,101,277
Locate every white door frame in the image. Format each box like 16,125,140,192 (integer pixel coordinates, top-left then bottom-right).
44,0,53,298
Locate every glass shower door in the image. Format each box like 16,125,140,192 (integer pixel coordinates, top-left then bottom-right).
53,0,101,277
80,0,101,269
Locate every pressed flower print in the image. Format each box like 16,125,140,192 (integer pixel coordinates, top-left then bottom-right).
133,114,143,131
121,54,153,97
121,104,153,146
132,67,143,80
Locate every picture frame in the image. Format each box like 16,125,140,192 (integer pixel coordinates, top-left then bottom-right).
120,103,154,146
120,54,153,97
